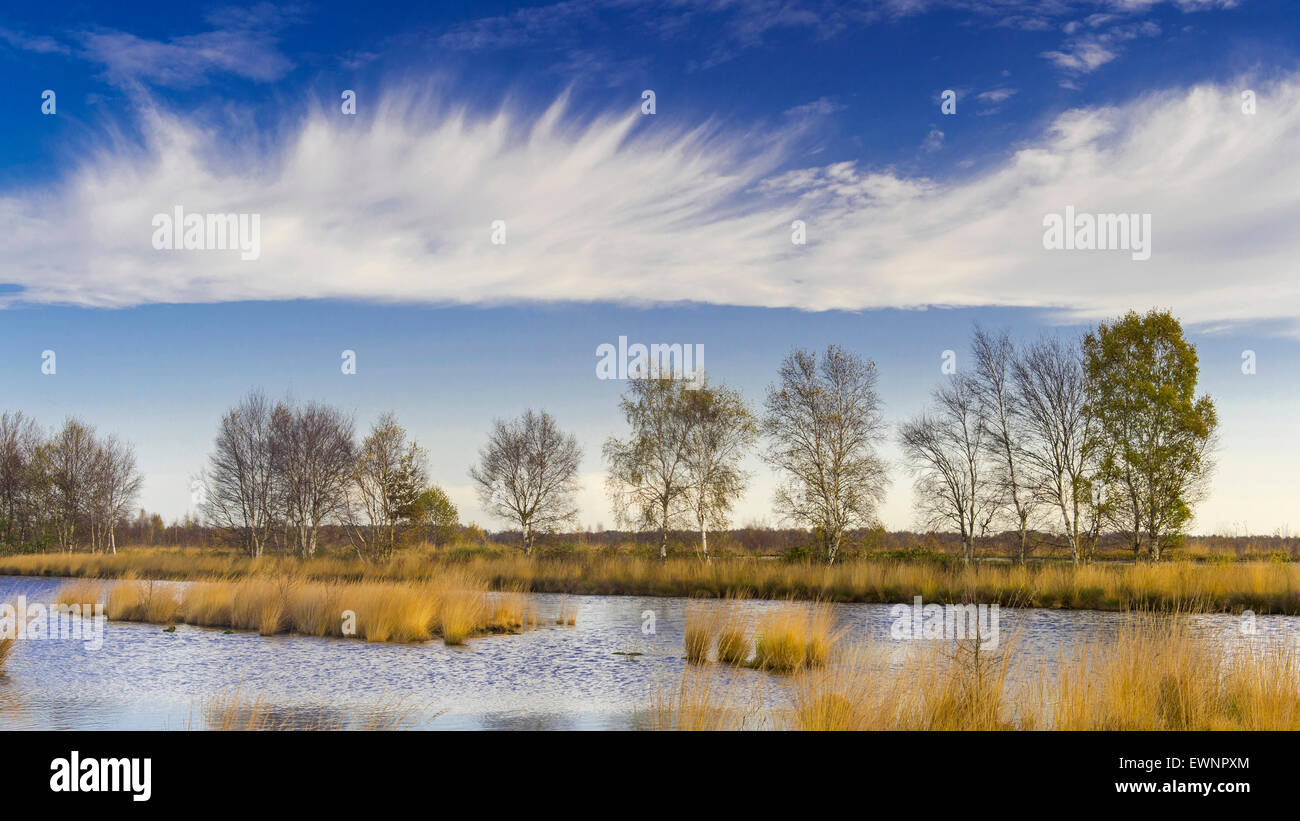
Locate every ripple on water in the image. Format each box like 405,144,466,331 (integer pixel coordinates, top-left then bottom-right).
1,575,1296,730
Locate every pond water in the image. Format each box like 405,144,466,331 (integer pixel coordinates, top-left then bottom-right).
1,575,1297,730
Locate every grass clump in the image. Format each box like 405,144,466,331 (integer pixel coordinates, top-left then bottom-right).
647,664,748,730
106,577,181,624
751,602,834,673
437,588,486,646
68,567,530,646
684,604,714,664
55,578,106,608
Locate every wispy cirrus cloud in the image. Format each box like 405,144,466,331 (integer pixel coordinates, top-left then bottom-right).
976,87,1018,103
436,0,872,69
1,4,303,89
78,5,301,88
783,96,847,118
0,26,71,55
1042,18,1160,78
429,0,1238,82
1,73,1297,334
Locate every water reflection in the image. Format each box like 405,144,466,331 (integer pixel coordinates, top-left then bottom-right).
1,574,1296,730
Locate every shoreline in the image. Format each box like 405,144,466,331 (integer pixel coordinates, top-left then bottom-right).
2,548,1299,616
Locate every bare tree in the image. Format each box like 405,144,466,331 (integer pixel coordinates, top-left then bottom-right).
899,375,991,565
272,401,356,558
92,435,143,554
203,391,277,558
681,376,756,560
604,376,694,560
763,346,889,565
0,411,44,547
970,327,1036,564
46,418,98,552
345,413,428,562
471,409,583,555
1013,336,1097,565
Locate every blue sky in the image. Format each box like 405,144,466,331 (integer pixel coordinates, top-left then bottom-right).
0,1,1296,534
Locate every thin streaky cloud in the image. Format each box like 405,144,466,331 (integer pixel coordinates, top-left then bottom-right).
3,74,1297,333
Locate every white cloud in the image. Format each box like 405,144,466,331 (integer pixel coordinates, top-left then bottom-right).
1042,39,1119,72
1043,18,1161,75
3,74,1299,334
921,127,945,152
0,27,71,55
75,6,298,88
784,96,847,118
976,88,1018,104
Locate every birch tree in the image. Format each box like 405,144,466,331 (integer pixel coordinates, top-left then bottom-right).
604,376,694,560
899,374,991,564
271,401,356,558
763,346,889,565
681,377,756,560
345,413,429,561
203,391,277,558
471,409,583,555
88,434,142,554
970,327,1036,564
1083,310,1218,562
0,411,44,547
46,418,97,552
1013,336,1097,565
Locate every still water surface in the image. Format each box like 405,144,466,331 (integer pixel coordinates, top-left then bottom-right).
1,575,1296,730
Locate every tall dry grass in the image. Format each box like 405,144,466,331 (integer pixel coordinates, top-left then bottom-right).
55,578,106,607
654,602,1300,731
105,576,182,624
751,602,834,673
11,547,1300,615
684,603,714,664
681,598,833,672
715,596,751,666
0,633,13,674
646,663,763,730
781,616,1300,730
1045,615,1300,730
73,567,552,645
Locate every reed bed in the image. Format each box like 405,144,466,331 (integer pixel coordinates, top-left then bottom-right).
485,588,529,633
1044,616,1300,730
9,547,1300,615
645,662,764,730
715,603,751,666
74,568,556,645
105,576,182,624
657,612,1300,730
683,604,714,664
685,598,834,672
751,602,835,673
54,578,106,607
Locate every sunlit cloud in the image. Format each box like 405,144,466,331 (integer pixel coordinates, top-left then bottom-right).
2,74,1297,335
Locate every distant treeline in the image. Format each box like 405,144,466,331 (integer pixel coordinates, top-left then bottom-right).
65,520,1300,564
0,309,1231,566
